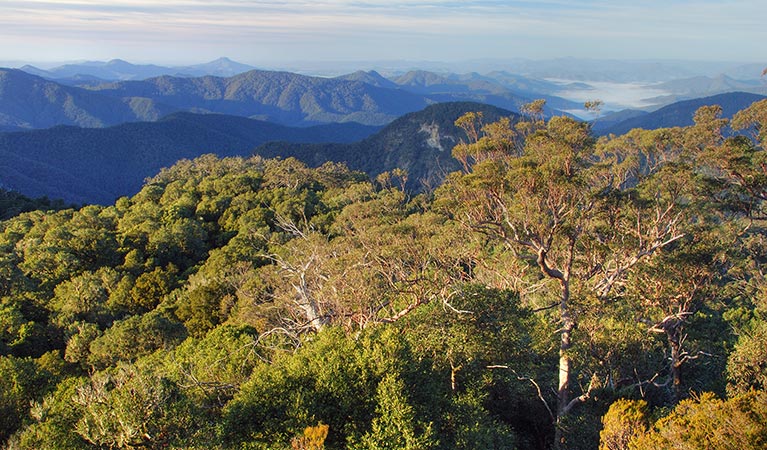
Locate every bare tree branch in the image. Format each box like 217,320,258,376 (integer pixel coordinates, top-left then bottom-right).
488,365,556,423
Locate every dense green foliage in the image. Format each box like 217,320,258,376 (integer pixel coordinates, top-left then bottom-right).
2,98,767,449
0,188,71,221
601,391,767,449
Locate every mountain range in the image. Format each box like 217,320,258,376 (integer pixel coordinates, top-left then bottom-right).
379,70,578,112
597,92,766,136
3,56,767,207
0,68,175,131
85,70,432,126
2,91,765,205
0,102,513,204
1,66,566,131
643,75,767,106
0,113,379,204
6,58,767,134
0,68,430,129
21,57,762,84
487,58,762,83
20,57,258,82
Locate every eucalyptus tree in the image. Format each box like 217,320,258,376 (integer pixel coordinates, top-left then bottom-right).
437,103,723,448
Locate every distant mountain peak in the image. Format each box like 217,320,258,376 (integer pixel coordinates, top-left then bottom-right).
202,57,237,66
18,65,50,77
394,70,449,87
335,70,397,89
183,57,257,77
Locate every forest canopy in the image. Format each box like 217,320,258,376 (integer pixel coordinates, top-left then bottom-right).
2,99,767,449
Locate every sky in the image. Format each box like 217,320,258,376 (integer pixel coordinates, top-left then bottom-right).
0,0,765,66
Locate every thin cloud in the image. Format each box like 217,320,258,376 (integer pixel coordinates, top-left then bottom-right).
0,0,764,63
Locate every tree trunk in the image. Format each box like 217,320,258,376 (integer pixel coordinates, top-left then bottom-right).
668,329,683,404
554,279,575,450
450,362,461,392
294,273,327,332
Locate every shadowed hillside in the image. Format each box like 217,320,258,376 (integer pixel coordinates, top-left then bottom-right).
0,68,174,129
255,101,519,190
0,112,379,204
600,92,766,135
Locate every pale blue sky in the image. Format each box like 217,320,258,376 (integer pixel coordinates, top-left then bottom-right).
0,0,764,65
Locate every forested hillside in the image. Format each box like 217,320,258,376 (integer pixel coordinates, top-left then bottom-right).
255,102,517,191
1,99,766,449
0,68,428,131
0,69,175,130
84,70,430,126
0,189,71,220
5,66,577,133
0,113,380,204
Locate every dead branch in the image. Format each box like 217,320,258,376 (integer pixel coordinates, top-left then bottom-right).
487,365,555,423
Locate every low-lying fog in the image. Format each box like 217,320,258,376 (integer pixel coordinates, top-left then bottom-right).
547,79,671,119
